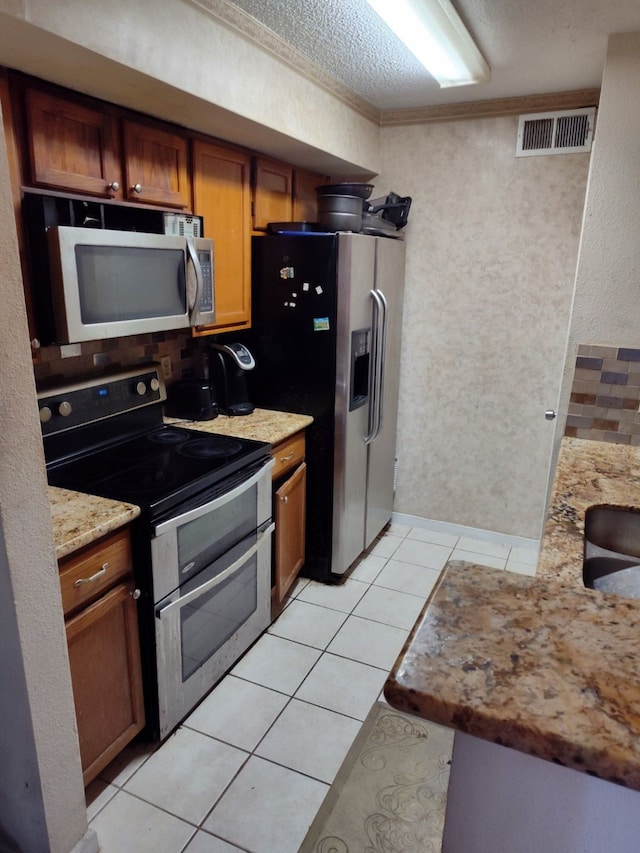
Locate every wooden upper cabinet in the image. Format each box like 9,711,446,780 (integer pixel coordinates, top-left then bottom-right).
293,169,326,223
122,119,191,208
25,87,122,198
192,139,251,333
253,156,293,230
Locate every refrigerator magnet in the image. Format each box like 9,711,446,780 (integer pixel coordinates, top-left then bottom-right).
313,317,330,331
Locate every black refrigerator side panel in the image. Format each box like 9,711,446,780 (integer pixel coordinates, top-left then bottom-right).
246,235,338,581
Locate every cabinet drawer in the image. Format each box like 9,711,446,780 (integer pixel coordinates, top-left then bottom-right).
59,528,131,616
271,433,305,480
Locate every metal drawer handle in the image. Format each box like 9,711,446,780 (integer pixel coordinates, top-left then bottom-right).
279,451,296,462
73,562,108,587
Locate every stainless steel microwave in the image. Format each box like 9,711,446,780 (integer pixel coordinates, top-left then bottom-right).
46,226,215,343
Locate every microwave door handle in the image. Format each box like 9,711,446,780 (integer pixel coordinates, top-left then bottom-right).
155,522,275,619
185,237,202,315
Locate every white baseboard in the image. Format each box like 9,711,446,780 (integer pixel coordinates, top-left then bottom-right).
391,512,539,551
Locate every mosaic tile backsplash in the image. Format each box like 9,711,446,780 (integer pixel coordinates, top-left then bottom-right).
565,345,640,445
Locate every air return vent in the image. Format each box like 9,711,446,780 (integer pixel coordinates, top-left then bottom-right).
516,108,596,157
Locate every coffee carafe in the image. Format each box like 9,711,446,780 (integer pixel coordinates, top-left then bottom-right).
209,342,255,416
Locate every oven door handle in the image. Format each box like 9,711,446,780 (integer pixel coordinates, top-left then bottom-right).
155,522,275,619
153,458,274,536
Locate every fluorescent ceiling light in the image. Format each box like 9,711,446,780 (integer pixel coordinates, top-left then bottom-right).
364,0,490,88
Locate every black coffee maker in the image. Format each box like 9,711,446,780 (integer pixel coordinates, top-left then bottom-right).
209,342,256,416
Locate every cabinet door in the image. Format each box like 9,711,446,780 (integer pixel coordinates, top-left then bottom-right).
192,139,252,333
293,169,326,223
25,87,122,198
122,119,191,208
274,461,307,602
66,579,145,786
253,156,292,230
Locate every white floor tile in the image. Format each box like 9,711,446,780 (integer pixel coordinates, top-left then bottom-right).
406,527,460,548
450,549,506,570
456,536,511,558
509,545,540,566
391,537,453,570
295,652,388,720
203,756,328,853
85,778,118,822
255,698,360,783
268,599,347,648
285,575,310,599
352,584,426,631
296,577,368,613
98,739,157,786
368,533,404,558
90,790,195,853
348,551,387,583
183,832,244,852
373,559,443,599
506,560,538,576
326,614,408,671
124,727,247,825
387,521,411,537
183,676,289,751
230,633,321,695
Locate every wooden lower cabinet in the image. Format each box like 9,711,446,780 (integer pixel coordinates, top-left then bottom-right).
271,432,307,616
59,529,144,786
274,461,307,602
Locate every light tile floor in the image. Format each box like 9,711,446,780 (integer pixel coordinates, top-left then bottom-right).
86,520,539,853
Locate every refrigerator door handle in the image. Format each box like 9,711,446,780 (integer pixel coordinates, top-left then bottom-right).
376,288,388,437
365,289,386,444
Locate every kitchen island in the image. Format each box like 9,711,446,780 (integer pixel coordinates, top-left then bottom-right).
384,436,640,853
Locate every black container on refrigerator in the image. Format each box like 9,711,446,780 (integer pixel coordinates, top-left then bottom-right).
244,233,406,583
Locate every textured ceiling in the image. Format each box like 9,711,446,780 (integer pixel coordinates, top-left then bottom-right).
223,0,640,109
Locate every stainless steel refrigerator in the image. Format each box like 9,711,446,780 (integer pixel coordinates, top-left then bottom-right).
245,232,405,583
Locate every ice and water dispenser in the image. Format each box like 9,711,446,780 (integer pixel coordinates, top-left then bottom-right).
350,328,370,411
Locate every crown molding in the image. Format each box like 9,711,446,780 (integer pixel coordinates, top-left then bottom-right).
380,89,601,126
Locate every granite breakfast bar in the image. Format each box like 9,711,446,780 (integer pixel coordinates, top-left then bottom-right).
384,436,640,853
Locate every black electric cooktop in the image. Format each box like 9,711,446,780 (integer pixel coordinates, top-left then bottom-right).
47,425,270,519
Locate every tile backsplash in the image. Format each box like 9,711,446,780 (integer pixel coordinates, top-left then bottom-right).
32,330,196,389
565,345,640,445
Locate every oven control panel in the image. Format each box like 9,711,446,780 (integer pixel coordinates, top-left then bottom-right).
37,365,166,436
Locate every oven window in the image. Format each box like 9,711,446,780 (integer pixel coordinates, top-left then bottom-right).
180,554,257,681
177,485,258,582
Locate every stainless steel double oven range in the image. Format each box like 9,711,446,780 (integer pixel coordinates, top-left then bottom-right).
39,365,273,740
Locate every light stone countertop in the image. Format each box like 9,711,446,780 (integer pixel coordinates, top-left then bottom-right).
165,407,313,445
49,486,140,561
385,436,640,791
49,408,312,558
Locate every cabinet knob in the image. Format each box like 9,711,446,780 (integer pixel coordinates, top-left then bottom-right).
131,183,143,194
31,337,41,350
544,410,557,420
107,181,120,192
131,588,141,600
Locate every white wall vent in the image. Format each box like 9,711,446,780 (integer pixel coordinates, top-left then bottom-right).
516,107,596,157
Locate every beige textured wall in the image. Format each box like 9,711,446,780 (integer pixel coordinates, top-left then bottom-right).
0,103,89,850
378,117,590,539
556,32,640,454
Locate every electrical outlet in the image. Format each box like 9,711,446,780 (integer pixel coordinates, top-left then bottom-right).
161,355,172,379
